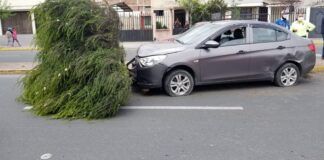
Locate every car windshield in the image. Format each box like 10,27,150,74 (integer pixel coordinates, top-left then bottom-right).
175,23,222,45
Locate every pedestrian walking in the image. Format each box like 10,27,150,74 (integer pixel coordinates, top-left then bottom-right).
12,27,22,47
291,14,316,38
275,11,290,30
5,27,13,46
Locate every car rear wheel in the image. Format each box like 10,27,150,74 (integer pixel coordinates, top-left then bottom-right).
275,63,300,87
164,70,194,97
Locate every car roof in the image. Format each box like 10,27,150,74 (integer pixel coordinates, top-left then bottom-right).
209,20,287,31
211,20,272,25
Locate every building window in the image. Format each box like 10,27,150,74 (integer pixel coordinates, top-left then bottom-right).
154,10,164,16
240,7,253,20
144,16,151,26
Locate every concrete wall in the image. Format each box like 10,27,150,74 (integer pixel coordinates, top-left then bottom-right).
6,0,45,10
95,0,151,11
151,0,179,10
298,0,324,7
225,0,267,7
151,0,183,41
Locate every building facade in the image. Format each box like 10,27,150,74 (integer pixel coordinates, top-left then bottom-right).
0,0,44,35
2,0,323,39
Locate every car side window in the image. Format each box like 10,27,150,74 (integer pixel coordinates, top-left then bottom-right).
276,30,288,41
253,27,289,43
253,27,276,43
214,26,247,47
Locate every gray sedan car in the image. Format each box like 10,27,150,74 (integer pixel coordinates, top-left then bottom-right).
128,20,316,97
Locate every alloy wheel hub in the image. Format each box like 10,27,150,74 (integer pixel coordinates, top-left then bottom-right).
281,67,297,86
170,74,191,95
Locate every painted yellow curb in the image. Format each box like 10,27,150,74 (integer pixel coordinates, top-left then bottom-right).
0,70,29,74
313,40,324,45
0,47,37,51
312,65,324,73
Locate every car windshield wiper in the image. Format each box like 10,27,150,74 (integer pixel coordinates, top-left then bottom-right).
175,39,184,44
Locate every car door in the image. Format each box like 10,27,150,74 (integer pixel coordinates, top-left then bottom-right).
199,25,252,82
248,24,293,79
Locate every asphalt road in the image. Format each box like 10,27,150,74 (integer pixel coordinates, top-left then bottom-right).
0,50,37,63
1,73,324,160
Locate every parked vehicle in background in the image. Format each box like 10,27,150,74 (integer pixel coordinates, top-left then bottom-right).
128,20,316,97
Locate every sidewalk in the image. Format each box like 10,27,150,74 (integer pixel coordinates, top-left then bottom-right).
0,34,36,51
121,41,152,49
313,57,324,72
0,35,150,51
312,38,324,45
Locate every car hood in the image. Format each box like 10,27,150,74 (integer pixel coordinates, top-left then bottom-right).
137,41,186,57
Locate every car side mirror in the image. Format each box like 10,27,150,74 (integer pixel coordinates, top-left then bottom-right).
203,40,219,48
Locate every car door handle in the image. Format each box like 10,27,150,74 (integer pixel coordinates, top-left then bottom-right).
277,46,286,50
237,50,246,54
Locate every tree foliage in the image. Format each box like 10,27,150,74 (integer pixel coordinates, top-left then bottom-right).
0,0,12,20
20,0,132,119
178,0,200,26
230,3,241,20
205,0,228,14
178,0,228,25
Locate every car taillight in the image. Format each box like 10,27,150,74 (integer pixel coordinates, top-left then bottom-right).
308,43,316,53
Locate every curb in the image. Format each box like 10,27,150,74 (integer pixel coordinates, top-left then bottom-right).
0,70,29,74
313,40,324,45
311,65,324,73
0,47,37,51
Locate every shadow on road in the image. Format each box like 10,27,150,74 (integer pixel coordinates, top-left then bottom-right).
132,75,315,97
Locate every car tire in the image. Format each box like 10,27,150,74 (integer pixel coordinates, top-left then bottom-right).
164,69,194,97
275,63,300,87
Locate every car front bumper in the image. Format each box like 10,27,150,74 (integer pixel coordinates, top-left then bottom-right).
127,57,167,89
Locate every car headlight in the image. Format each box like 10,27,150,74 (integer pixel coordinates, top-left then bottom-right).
139,55,167,67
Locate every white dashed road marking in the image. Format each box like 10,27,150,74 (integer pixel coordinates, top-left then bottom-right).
121,106,244,110
23,106,33,111
40,153,52,160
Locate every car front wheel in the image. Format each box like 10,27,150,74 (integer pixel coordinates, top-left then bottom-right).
275,63,300,87
164,69,194,97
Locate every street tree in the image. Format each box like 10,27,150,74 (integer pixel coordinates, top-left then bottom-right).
178,0,200,26
205,0,228,15
178,0,228,25
0,0,12,20
20,0,132,119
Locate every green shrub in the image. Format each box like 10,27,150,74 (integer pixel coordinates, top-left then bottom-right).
20,0,132,119
156,21,163,29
